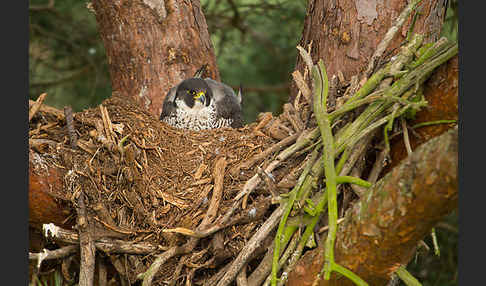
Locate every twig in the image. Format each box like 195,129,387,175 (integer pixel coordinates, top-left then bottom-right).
99,104,115,143
76,193,96,286
283,103,305,132
29,245,78,269
141,158,227,285
233,133,298,176
109,256,130,286
318,218,345,234
395,266,422,286
29,138,59,150
138,240,196,286
164,197,271,238
231,128,319,212
168,256,187,286
264,230,299,286
338,130,377,177
203,263,232,286
344,33,424,108
364,0,423,77
271,146,320,284
64,106,78,149
29,93,47,122
311,60,340,281
42,223,163,254
247,226,298,286
411,119,456,129
201,157,227,228
257,167,278,198
401,117,413,155
186,268,196,286
292,70,312,103
236,266,248,286
431,227,440,256
215,206,284,286
348,165,368,197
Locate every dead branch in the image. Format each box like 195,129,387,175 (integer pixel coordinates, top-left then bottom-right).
43,223,163,254
29,245,78,268
29,99,65,120
76,193,96,286
215,206,284,286
202,157,227,227
29,93,47,122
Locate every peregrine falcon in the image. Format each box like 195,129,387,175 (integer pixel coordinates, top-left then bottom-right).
160,77,243,131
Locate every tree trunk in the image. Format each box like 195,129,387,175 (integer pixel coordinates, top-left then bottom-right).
290,0,447,103
92,0,219,117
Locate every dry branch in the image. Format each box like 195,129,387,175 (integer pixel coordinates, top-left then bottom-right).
29,99,65,119
29,245,78,268
43,223,163,254
215,206,285,286
29,93,47,122
76,194,96,286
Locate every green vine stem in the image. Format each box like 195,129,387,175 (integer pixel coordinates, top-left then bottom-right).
271,146,320,286
313,60,366,283
431,227,440,256
412,119,457,129
396,266,422,286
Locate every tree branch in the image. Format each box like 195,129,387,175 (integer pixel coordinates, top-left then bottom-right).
287,126,458,286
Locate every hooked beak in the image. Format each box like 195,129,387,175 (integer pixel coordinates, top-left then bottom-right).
193,91,206,104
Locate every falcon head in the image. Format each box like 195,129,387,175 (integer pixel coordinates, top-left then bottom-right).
175,78,213,110
160,77,243,130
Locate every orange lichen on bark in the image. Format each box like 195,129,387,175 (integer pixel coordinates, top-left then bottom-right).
386,55,458,171
29,150,72,229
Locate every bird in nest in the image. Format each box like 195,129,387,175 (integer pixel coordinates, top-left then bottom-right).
160,65,243,131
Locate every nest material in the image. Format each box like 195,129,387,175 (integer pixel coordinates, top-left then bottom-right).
29,93,311,284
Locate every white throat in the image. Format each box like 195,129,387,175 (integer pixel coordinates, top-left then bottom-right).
175,98,212,119
162,98,234,131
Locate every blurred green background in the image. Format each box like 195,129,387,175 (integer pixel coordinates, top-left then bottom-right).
29,0,458,285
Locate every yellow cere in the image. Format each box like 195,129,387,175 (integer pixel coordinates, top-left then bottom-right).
194,91,205,99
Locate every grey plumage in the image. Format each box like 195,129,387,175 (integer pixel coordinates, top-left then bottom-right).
160,77,243,131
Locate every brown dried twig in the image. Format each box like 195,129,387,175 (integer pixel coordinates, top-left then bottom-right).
232,133,299,176
29,245,78,268
29,93,48,122
64,106,78,149
29,99,65,119
76,193,96,286
215,206,284,286
42,223,162,254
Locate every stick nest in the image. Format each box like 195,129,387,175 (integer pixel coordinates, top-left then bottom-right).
29,92,311,284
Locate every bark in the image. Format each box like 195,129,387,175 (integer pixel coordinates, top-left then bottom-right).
289,0,447,103
287,126,458,286
92,0,219,117
29,149,72,229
